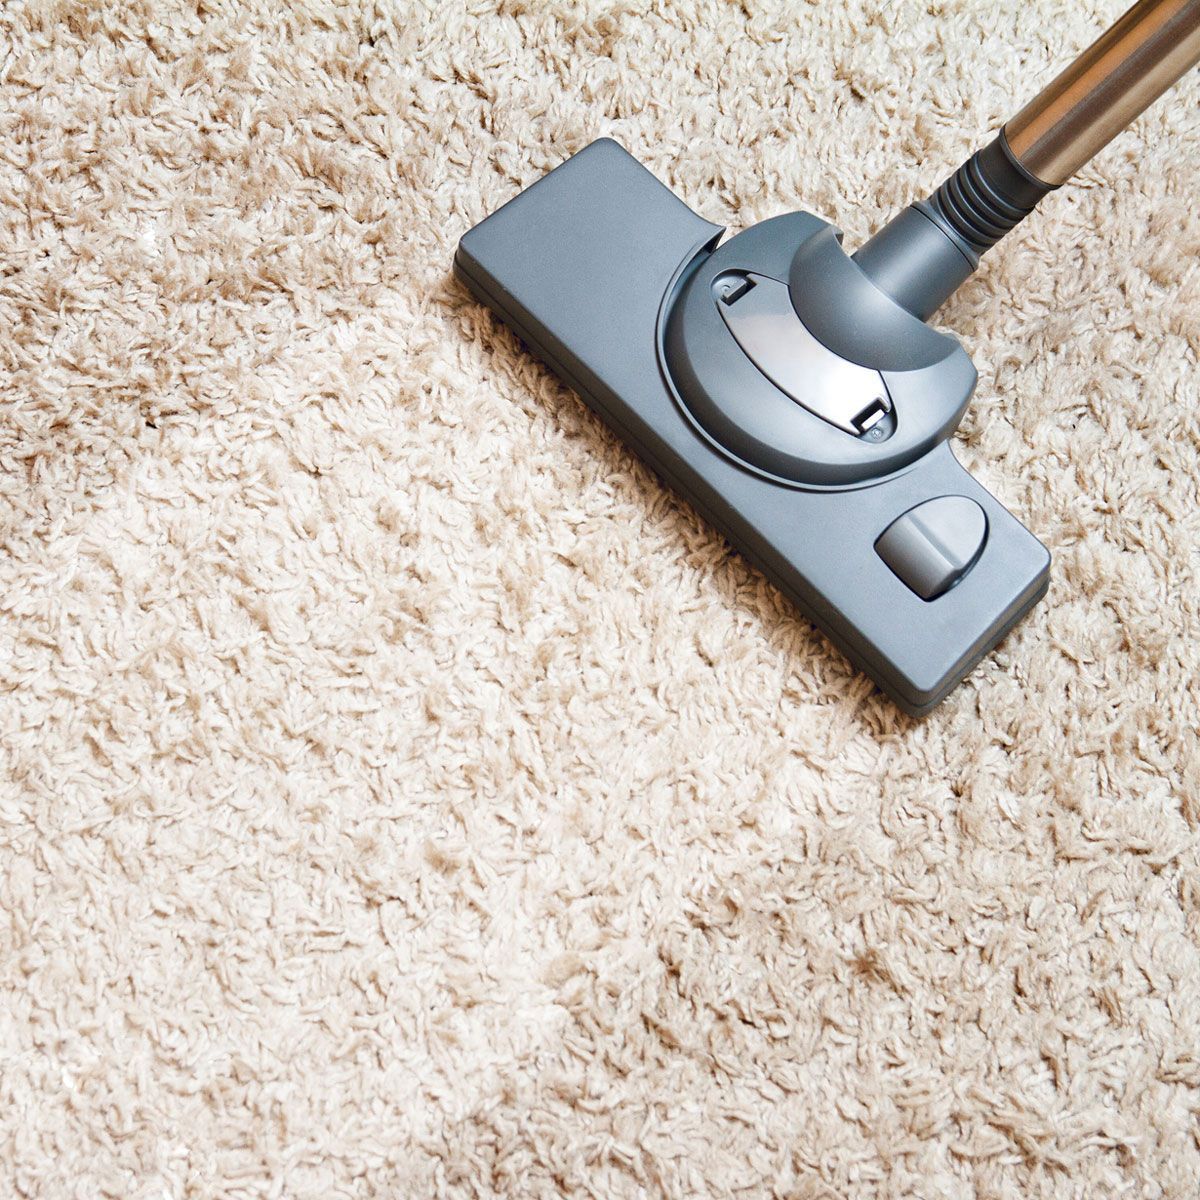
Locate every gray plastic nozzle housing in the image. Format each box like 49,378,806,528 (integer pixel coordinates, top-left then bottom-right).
455,140,1050,714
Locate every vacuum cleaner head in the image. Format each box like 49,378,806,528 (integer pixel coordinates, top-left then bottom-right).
455,2,1200,714
455,140,1047,715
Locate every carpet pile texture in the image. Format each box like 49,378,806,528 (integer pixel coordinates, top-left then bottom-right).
2,2,1198,1197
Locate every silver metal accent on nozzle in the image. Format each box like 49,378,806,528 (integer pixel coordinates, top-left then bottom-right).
715,273,893,438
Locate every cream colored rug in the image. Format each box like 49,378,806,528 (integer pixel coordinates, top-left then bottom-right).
2,2,1198,1196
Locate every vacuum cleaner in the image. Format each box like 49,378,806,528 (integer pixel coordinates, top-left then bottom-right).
455,0,1200,715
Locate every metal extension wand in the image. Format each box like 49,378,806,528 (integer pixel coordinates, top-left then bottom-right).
854,0,1200,319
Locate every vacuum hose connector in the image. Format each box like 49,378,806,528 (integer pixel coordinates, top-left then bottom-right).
852,135,1053,320
925,134,1052,255
853,0,1200,319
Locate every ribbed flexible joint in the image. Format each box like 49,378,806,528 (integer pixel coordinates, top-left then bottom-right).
852,132,1057,320
925,133,1053,255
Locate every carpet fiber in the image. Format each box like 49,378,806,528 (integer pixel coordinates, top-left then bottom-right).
2,2,1198,1196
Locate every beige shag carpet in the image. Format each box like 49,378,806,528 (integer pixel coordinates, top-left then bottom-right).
2,1,1199,1196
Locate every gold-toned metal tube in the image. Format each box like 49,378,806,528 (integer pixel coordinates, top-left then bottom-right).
1004,0,1200,185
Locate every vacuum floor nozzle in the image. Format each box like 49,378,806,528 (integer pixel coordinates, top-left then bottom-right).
456,140,1050,714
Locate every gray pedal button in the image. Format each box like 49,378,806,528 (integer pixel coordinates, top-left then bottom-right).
876,496,988,600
